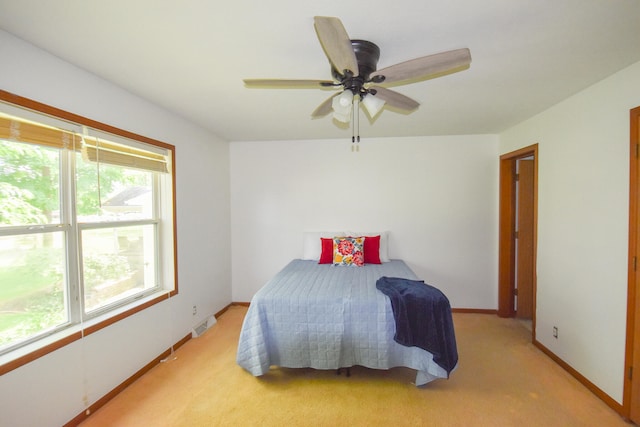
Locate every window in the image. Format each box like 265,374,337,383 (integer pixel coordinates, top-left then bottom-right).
0,93,176,367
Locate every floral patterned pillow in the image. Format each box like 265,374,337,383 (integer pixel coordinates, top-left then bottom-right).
333,236,365,267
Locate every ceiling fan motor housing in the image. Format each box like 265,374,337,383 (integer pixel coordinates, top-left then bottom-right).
332,39,381,96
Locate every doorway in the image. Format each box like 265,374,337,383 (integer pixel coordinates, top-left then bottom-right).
625,106,640,423
498,145,538,337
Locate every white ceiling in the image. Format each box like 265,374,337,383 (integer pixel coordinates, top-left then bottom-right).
1,0,639,142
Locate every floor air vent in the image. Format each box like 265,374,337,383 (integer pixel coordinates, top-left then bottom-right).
192,316,216,338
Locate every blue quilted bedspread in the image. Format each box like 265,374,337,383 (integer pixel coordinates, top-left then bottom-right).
236,259,457,385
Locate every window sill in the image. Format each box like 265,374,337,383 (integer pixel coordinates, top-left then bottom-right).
0,289,174,376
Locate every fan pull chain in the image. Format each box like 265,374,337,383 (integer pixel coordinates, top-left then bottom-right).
95,137,103,208
351,95,360,152
351,95,355,149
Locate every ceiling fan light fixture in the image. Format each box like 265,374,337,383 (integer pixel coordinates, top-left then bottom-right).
332,90,354,122
332,111,352,123
243,17,471,138
362,94,386,118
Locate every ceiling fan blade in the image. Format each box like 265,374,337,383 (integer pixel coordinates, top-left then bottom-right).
313,16,359,77
244,79,335,89
371,48,471,85
311,92,340,118
369,86,420,112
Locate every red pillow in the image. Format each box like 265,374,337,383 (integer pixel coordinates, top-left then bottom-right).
363,235,381,264
319,237,334,264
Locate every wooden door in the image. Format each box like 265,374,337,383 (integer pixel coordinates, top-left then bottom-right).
499,144,537,320
631,269,640,422
516,159,535,319
628,106,640,423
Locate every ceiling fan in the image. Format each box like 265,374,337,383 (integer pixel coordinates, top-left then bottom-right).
244,16,472,134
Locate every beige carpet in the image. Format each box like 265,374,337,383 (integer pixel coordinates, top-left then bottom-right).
80,306,628,427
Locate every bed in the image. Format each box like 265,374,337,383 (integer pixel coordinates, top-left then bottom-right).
236,251,458,386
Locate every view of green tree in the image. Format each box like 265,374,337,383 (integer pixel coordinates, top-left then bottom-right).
0,182,46,224
0,139,145,224
0,138,149,349
0,140,58,224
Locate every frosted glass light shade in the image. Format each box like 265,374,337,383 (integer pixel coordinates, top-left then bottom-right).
332,111,352,123
362,94,386,118
332,90,354,122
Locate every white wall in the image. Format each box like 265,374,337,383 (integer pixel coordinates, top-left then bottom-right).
230,135,499,309
0,30,232,427
500,60,640,404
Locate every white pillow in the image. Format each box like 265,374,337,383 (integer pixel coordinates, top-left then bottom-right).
302,231,345,260
345,230,390,262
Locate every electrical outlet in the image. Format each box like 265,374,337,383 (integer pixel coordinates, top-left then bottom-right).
192,305,197,316
553,326,558,338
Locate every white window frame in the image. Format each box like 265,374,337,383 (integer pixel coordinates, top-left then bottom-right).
0,91,178,373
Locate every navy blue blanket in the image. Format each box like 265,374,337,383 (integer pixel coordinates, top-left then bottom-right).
376,276,458,376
